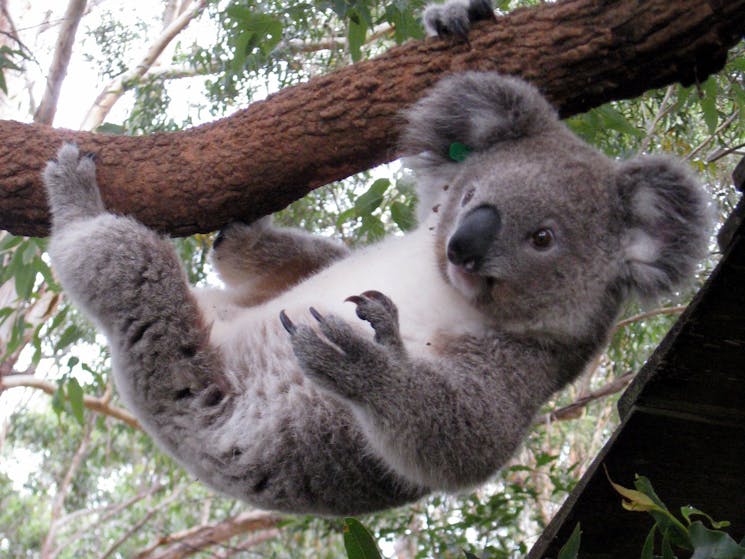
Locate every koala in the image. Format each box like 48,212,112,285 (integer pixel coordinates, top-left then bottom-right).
42,71,710,516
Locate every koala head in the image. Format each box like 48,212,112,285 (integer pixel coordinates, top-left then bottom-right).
402,72,711,342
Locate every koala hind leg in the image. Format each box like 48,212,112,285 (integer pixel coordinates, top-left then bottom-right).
212,219,350,305
423,0,494,39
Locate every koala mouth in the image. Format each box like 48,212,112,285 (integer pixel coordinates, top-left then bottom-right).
447,262,489,299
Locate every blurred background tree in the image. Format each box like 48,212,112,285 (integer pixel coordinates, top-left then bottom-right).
0,0,742,557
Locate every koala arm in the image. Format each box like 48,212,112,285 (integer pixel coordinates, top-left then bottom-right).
283,291,564,490
212,220,350,306
44,145,231,477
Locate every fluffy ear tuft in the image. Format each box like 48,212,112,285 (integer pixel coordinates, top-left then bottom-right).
618,155,712,300
400,72,558,165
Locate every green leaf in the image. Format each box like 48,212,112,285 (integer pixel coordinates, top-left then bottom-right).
51,382,65,419
56,324,84,352
336,207,358,229
348,16,367,62
343,518,382,559
641,525,657,559
463,552,479,559
66,378,85,425
13,264,36,299
633,476,669,512
681,506,730,530
390,201,416,231
557,523,581,559
661,528,675,559
0,234,23,252
689,522,745,559
596,105,644,139
698,78,719,135
535,452,558,467
359,214,385,242
384,3,424,43
354,179,390,216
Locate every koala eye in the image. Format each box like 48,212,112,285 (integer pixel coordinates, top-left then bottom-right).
530,228,555,250
461,188,475,207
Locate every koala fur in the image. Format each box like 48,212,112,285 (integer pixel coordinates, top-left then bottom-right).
43,71,710,516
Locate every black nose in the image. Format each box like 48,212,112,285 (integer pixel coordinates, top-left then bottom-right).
447,205,500,272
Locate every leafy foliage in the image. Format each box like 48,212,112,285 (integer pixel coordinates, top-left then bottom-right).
1,1,744,557
607,473,745,559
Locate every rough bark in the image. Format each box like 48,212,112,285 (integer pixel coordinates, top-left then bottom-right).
1,0,743,238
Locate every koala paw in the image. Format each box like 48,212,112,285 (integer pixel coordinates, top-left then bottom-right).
213,216,270,251
345,290,402,350
423,0,494,40
280,293,403,400
43,143,105,225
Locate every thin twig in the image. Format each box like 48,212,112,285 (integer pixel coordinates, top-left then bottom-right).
0,374,141,429
534,372,635,425
43,415,96,559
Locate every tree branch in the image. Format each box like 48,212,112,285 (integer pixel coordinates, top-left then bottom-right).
1,0,743,238
134,511,282,559
80,0,207,130
535,372,636,425
42,414,95,559
0,374,141,429
33,0,88,125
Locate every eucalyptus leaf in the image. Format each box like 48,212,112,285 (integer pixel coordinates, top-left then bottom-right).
66,378,85,425
557,523,581,559
689,522,745,559
343,518,381,559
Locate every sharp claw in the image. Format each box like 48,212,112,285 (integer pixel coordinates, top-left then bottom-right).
361,290,386,301
345,295,365,305
308,307,324,322
279,310,296,334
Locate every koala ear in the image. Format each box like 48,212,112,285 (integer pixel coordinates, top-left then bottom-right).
400,72,558,164
618,155,712,300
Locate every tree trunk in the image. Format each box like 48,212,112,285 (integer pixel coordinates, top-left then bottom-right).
1,0,743,238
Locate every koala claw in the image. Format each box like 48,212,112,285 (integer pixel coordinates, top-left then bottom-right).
279,310,297,334
346,290,402,350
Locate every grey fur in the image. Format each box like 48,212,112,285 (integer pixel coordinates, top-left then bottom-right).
43,71,710,516
423,0,494,38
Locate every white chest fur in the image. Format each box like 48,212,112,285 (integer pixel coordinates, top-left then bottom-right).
200,221,488,361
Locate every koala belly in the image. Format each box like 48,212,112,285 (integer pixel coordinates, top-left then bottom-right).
192,315,424,514
193,223,486,513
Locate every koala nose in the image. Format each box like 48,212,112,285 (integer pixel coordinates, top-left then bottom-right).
447,205,500,272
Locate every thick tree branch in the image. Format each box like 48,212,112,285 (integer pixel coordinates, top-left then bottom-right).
1,0,743,238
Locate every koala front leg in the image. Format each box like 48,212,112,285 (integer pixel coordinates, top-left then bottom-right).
283,291,546,491
212,219,350,305
44,145,228,450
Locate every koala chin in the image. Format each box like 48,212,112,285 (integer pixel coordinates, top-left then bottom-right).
43,70,711,515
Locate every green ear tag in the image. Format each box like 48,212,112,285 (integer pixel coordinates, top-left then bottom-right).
449,142,472,162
